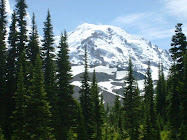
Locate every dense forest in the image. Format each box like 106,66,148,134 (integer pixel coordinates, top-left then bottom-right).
0,0,186,139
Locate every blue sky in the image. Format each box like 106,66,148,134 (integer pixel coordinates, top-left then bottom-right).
7,0,187,50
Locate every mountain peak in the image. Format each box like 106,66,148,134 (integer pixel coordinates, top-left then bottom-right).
75,23,129,36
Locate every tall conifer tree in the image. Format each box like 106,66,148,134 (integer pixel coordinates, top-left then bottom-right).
6,10,18,117
28,13,40,66
169,23,187,80
123,58,141,140
155,63,166,129
79,46,95,139
26,55,55,139
113,93,122,133
143,61,159,140
0,0,7,118
42,10,57,105
75,101,87,140
0,0,7,137
168,23,186,138
55,31,77,139
0,127,5,140
91,69,105,139
16,0,28,56
12,60,28,139
178,51,187,139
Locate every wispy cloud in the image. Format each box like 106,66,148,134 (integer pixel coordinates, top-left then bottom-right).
112,11,172,40
112,0,187,41
114,12,152,26
137,28,174,40
164,0,187,19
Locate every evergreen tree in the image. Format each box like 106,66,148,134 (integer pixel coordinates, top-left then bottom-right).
55,31,77,139
167,66,181,139
11,61,28,139
26,55,55,139
178,51,187,139
169,23,187,78
104,103,110,140
91,69,104,140
6,10,18,115
75,102,86,140
67,128,77,140
155,63,166,129
79,46,95,139
6,12,18,136
0,0,7,138
113,93,122,132
167,23,187,139
143,61,160,140
28,13,40,66
123,58,141,140
0,127,5,140
42,9,57,105
0,0,7,126
0,0,6,37
15,0,28,56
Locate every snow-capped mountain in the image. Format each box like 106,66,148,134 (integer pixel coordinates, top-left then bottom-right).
68,23,171,71
62,23,172,105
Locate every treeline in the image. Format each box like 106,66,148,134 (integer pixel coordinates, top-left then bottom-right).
0,0,186,140
0,0,104,139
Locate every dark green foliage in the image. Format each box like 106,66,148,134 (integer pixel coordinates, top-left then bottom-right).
75,101,86,140
57,32,73,96
41,12,57,137
181,51,187,123
104,103,110,140
79,46,95,139
0,127,5,140
155,63,166,129
178,51,187,139
54,32,77,139
67,127,77,140
167,23,187,139
42,10,55,59
5,10,18,140
28,13,40,66
113,94,122,133
6,10,18,110
169,23,187,78
143,61,160,140
11,62,28,139
178,123,187,140
18,51,30,89
0,0,7,37
91,69,105,139
42,10,57,104
0,0,7,137
123,58,141,140
26,55,55,139
16,0,28,56
167,69,181,138
0,0,7,115
103,101,123,140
